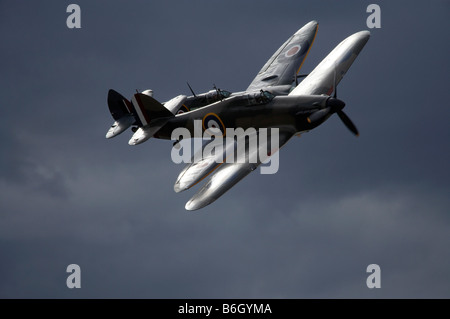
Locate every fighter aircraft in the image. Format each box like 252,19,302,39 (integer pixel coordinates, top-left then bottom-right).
105,21,370,210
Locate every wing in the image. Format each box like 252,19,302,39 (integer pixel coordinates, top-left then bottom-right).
182,129,294,211
289,30,370,96
246,20,318,92
174,138,234,193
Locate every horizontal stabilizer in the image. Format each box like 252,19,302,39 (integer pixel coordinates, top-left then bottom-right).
107,89,133,120
106,114,135,139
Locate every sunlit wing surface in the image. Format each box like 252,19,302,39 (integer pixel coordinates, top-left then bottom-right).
289,31,370,96
184,130,294,211
174,139,235,193
246,20,318,92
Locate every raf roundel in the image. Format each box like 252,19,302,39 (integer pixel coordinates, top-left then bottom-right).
285,45,301,58
177,104,190,115
202,113,225,136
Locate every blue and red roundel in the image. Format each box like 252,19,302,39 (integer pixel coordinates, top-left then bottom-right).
177,104,190,114
202,113,225,136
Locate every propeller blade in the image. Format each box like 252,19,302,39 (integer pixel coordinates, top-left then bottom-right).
336,110,359,136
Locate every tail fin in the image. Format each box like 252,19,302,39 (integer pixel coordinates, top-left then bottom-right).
127,93,175,145
106,89,136,139
107,89,133,120
131,93,174,127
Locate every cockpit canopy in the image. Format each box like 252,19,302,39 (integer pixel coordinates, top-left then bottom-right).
185,88,232,110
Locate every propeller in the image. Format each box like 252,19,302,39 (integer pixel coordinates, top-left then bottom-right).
330,65,359,136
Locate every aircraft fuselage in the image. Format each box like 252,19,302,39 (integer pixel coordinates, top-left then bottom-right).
154,93,339,140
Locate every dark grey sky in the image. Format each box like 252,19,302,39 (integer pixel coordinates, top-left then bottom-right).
0,0,449,298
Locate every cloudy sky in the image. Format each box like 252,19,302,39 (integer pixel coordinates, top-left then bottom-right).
1,0,449,298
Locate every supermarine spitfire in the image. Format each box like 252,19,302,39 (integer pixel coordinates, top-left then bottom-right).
105,21,370,210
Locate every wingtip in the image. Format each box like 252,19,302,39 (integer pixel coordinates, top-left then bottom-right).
174,183,187,193
185,200,200,211
185,196,211,211
296,20,319,35
355,30,371,40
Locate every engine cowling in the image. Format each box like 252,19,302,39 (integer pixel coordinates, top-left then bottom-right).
307,107,330,124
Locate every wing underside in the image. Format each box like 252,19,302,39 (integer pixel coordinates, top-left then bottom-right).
289,30,370,96
177,129,294,210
